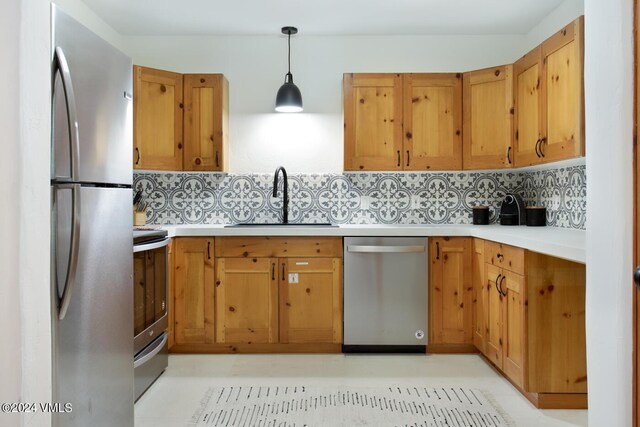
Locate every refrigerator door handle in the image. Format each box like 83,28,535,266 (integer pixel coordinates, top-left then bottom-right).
52,46,80,182
57,183,81,320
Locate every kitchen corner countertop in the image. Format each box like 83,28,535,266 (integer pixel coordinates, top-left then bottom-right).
162,224,586,264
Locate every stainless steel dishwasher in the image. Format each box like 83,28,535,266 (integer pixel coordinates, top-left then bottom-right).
343,237,428,353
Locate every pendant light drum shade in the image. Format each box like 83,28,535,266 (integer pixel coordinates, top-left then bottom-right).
275,26,303,112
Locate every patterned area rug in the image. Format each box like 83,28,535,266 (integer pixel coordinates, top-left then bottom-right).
188,386,514,427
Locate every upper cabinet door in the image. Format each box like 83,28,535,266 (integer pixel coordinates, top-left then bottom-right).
403,74,463,171
133,66,183,170
514,47,544,167
344,73,403,171
463,66,514,170
183,74,229,171
541,17,585,162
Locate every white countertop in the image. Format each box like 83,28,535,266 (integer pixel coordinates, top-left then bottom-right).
162,224,585,264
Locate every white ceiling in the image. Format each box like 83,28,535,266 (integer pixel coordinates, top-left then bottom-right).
80,0,567,36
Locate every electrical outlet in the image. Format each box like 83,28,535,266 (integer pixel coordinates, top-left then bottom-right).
288,273,299,284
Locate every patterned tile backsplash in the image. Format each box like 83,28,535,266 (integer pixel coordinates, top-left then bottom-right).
134,163,586,229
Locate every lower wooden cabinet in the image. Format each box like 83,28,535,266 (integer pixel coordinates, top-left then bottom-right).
215,258,279,344
428,237,473,351
173,237,215,344
473,240,587,408
279,258,342,344
471,239,487,354
170,236,343,352
485,264,505,367
502,270,526,390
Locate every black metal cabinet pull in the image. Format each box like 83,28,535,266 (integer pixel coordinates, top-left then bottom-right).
539,137,546,158
272,263,275,281
215,150,220,168
495,274,503,295
207,241,211,259
406,150,410,167
282,263,285,281
135,147,140,165
435,242,440,260
397,150,400,167
499,276,507,296
507,146,512,164
535,138,541,158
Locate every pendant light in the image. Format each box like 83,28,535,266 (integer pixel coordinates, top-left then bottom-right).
275,26,303,112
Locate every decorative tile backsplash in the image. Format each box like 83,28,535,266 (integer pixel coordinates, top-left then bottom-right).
521,164,587,229
133,164,586,229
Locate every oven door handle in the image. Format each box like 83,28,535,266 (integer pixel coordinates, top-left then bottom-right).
134,334,168,369
134,237,170,253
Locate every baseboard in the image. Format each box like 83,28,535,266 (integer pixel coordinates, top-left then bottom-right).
479,353,588,409
426,343,479,354
170,342,342,354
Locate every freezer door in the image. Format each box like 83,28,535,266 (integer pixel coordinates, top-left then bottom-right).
52,6,132,185
52,187,133,427
343,237,428,346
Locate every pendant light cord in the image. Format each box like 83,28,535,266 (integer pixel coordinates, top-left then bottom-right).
287,31,291,75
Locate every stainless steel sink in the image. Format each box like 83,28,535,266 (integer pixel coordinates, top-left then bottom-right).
224,223,337,228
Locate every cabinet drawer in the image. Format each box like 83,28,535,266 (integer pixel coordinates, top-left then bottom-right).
485,241,525,274
215,237,343,258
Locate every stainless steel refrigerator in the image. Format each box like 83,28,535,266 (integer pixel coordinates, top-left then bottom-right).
51,5,134,426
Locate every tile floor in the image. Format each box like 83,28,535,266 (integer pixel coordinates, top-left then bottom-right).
135,354,587,427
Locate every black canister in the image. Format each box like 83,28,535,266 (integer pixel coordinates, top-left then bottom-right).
526,206,547,226
472,206,490,225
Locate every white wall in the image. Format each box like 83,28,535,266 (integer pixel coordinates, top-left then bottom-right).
19,0,52,426
585,0,634,425
523,0,584,52
0,0,23,425
126,34,525,173
54,0,126,52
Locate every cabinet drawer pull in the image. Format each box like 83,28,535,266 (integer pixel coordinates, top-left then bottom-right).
435,241,440,260
495,274,503,295
539,137,546,157
535,138,542,158
406,150,410,167
507,146,512,164
397,150,400,167
215,150,220,168
135,147,140,165
207,241,211,260
282,263,285,281
271,263,275,280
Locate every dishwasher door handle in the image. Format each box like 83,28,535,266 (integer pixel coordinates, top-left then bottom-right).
347,245,425,253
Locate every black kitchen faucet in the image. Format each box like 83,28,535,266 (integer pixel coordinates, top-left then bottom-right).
273,166,288,224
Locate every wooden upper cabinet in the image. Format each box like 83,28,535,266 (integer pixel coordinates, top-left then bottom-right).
541,16,585,162
215,258,279,344
133,66,183,170
279,258,342,344
429,237,473,345
174,237,214,344
344,73,403,171
463,65,514,170
514,47,544,167
183,74,229,171
403,74,463,170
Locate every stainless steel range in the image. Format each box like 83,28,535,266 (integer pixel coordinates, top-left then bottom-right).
133,229,169,400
